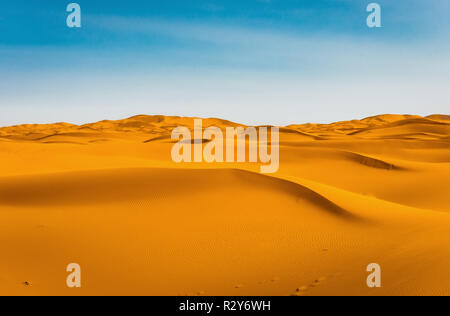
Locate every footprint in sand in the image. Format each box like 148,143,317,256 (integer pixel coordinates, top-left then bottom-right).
291,286,309,296
310,277,326,287
296,286,309,292
292,276,328,295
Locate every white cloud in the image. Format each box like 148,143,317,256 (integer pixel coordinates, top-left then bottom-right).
87,15,450,79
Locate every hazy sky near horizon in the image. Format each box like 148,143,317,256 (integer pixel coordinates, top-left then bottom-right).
0,0,449,126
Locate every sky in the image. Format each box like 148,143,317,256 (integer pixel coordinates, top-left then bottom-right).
0,0,449,126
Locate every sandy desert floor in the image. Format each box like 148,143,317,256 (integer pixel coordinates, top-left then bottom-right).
0,114,449,296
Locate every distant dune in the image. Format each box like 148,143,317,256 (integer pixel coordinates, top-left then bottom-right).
0,114,449,296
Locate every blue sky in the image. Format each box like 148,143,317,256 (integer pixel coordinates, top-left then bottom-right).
0,0,449,126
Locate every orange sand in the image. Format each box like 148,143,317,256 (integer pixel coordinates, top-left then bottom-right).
0,114,449,296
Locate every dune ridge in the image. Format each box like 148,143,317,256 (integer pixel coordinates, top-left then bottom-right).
0,168,358,220
1,113,449,142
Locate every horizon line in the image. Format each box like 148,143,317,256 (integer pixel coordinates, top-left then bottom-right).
0,113,448,130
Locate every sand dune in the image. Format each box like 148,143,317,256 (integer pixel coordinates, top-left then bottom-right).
0,168,356,220
0,114,449,296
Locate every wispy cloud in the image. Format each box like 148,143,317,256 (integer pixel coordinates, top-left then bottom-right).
201,3,225,13
86,15,450,78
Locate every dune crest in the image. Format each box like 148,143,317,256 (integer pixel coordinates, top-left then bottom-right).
0,168,358,220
